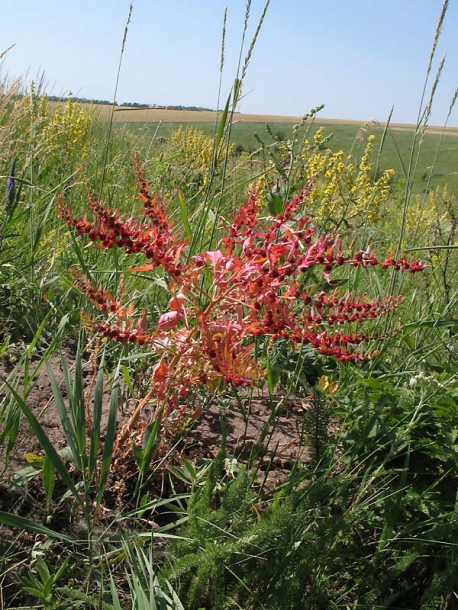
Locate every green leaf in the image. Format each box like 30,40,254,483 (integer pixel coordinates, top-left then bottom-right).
168,466,193,485
214,92,231,155
89,358,105,480
5,381,83,507
71,347,87,460
25,452,45,469
42,454,55,510
45,360,80,469
53,554,71,583
122,364,134,394
96,368,120,510
177,188,192,241
268,193,284,216
34,557,51,583
266,357,280,396
22,585,47,600
181,458,197,481
132,442,144,468
403,332,416,350
0,511,75,542
139,404,165,478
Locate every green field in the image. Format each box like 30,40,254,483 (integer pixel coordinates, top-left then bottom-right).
114,118,458,197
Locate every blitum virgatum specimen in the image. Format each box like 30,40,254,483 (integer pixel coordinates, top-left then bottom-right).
58,160,425,461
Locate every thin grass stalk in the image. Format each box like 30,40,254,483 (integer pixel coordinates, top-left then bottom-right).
219,0,270,179
419,0,449,123
240,0,270,84
396,55,446,264
393,0,449,267
373,107,394,183
189,0,270,256
236,0,252,80
382,2,449,340
99,1,133,197
214,7,227,134
207,1,271,251
412,84,458,246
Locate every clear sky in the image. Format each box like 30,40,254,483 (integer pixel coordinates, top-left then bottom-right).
2,1,458,126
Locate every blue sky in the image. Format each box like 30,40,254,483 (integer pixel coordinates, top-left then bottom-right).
2,1,458,126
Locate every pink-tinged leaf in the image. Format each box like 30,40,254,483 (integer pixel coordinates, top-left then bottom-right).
157,310,181,332
172,241,188,264
205,250,224,269
117,302,134,321
137,310,148,331
169,292,187,311
152,359,168,383
267,243,289,262
129,263,156,272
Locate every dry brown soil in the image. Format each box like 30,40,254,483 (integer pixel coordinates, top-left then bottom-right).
0,349,312,492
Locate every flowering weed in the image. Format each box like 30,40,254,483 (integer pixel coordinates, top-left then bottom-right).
59,159,425,461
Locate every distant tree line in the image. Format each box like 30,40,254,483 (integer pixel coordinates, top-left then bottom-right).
45,95,216,112
47,95,114,106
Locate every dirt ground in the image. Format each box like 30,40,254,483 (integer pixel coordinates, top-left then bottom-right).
0,349,313,495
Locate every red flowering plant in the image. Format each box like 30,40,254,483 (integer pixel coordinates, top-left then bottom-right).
58,161,425,461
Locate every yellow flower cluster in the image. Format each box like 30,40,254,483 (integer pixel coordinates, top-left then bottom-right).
299,130,394,226
16,86,92,166
170,126,234,184
248,174,270,209
402,185,454,244
171,126,214,176
42,95,92,160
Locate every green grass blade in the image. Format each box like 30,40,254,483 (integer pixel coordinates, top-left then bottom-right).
23,309,52,383
406,244,458,251
45,360,80,468
177,188,192,241
96,365,120,510
139,405,164,477
43,454,56,512
4,507,73,539
69,347,87,461
88,358,105,481
214,92,231,160
6,381,83,506
109,573,124,610
403,318,457,329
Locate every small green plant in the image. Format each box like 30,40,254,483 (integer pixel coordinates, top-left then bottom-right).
20,555,70,609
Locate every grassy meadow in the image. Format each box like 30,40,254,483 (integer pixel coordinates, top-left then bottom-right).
87,101,458,197
1,5,458,609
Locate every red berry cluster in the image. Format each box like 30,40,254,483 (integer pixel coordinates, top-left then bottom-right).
58,181,185,277
69,267,120,313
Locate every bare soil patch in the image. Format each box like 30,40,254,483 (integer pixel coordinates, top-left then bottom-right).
0,350,312,492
